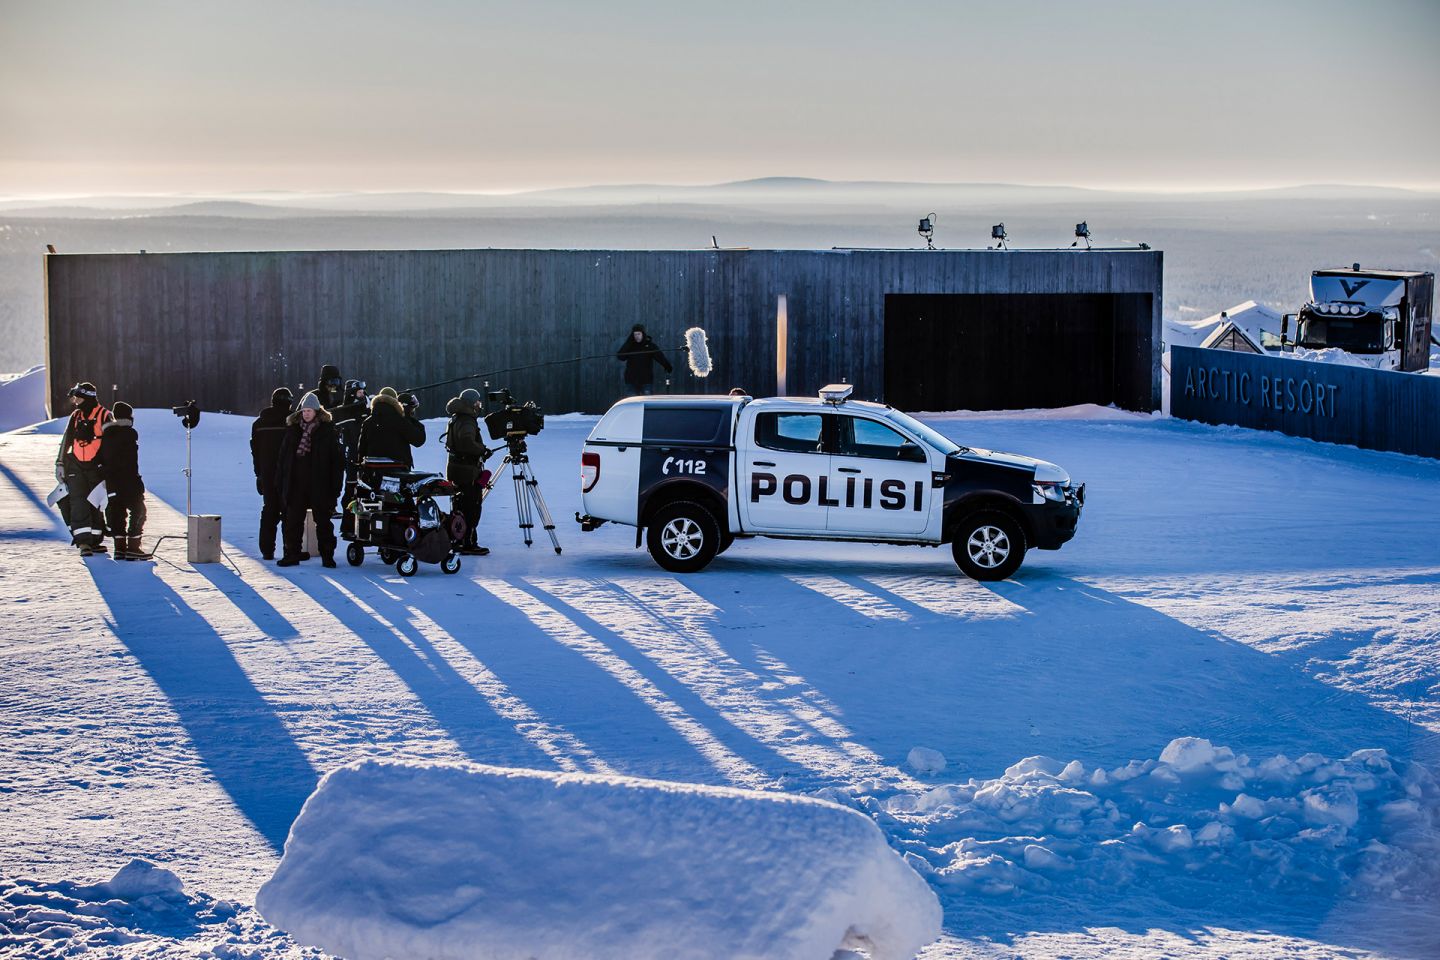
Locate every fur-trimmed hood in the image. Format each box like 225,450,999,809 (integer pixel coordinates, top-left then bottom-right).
370,393,405,417
102,418,134,432
446,396,480,417
287,407,333,426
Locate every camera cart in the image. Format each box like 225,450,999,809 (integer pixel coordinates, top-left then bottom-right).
341,458,468,576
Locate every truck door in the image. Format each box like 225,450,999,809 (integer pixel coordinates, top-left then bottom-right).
741,411,830,533
826,413,935,536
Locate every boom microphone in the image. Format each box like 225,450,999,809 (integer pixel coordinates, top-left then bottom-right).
685,326,712,377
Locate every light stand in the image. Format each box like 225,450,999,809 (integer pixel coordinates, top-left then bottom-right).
184,424,194,517
1071,221,1092,250
991,223,1009,250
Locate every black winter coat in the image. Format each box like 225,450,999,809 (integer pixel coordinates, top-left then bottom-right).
357,394,425,467
332,399,369,463
617,335,673,387
276,412,344,510
251,404,290,497
444,397,489,487
96,419,145,499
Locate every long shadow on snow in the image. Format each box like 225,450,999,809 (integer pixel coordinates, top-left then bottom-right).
680,561,1416,947
405,575,738,784
497,576,822,787
193,563,301,642
86,563,318,852
294,571,566,770
0,459,71,537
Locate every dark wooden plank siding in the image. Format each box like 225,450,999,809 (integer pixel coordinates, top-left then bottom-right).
45,248,1162,417
1171,345,1440,460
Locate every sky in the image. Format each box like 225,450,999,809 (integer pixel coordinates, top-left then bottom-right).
2,0,1438,197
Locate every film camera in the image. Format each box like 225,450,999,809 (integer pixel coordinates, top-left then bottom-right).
484,388,545,450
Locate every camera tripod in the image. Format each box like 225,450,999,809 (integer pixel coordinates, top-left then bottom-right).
482,440,562,554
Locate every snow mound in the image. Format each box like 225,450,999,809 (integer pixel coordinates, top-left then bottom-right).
875,738,1439,902
907,746,947,775
0,365,48,432
1284,346,1377,368
257,760,941,960
0,861,310,956
105,857,185,899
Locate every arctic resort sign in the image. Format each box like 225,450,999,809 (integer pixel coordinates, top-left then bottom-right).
1180,359,1339,417
1169,346,1440,460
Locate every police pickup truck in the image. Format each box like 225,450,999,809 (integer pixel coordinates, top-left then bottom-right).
575,385,1084,579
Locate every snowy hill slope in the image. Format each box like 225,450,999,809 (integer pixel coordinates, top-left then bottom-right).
0,364,47,432
1,408,1437,958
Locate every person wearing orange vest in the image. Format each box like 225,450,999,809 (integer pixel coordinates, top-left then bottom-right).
55,381,112,556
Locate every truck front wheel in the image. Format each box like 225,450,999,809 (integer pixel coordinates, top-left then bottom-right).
647,501,721,573
952,510,1026,581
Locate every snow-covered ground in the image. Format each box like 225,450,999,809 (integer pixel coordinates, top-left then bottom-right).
2,401,1438,958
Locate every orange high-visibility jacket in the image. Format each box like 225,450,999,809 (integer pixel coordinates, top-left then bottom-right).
63,403,111,464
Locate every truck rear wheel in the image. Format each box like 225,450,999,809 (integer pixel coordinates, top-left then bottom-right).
952,510,1026,581
647,501,721,573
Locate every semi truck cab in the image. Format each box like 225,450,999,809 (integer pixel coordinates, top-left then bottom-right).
1292,266,1435,372
576,385,1084,578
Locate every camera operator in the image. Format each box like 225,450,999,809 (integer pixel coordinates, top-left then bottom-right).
357,386,425,469
275,392,343,568
250,387,293,560
54,381,112,556
616,323,672,397
332,379,368,482
444,388,490,556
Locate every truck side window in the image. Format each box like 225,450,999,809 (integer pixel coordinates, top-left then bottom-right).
837,416,927,463
755,412,824,454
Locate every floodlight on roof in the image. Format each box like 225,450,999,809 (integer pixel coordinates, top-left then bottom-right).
819,383,853,404
991,223,1008,250
1072,221,1091,250
918,213,936,250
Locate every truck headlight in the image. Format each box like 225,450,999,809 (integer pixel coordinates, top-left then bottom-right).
1032,481,1066,504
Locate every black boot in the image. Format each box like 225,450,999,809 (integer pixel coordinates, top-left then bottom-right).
321,554,336,568
277,555,300,567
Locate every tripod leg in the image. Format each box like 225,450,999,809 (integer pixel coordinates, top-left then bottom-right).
512,462,534,547
522,463,563,555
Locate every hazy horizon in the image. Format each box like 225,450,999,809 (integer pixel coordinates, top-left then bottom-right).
4,1,1438,196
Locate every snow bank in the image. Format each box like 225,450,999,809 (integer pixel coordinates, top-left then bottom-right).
257,760,940,960
0,365,47,432
861,739,1439,901
915,403,1148,422
1283,345,1379,369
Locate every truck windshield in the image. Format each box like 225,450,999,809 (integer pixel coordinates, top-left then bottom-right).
1297,315,1385,354
886,410,963,456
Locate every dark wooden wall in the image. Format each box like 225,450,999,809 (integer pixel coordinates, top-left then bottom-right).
1171,345,1440,459
44,248,1162,417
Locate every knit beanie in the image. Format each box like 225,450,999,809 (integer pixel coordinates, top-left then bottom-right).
458,388,482,411
112,401,133,419
298,391,322,412
271,387,294,408
379,386,399,399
